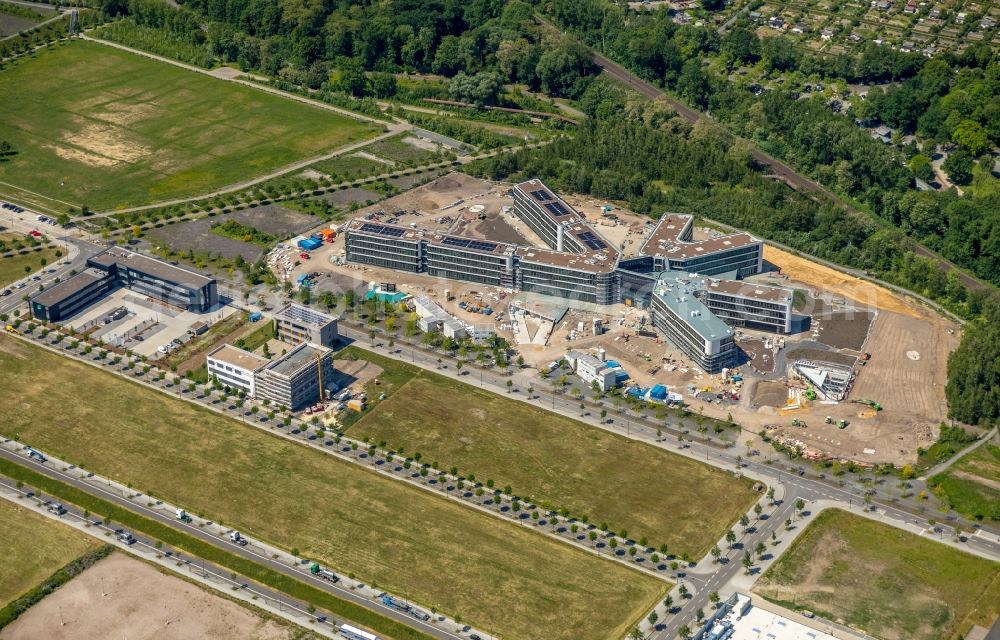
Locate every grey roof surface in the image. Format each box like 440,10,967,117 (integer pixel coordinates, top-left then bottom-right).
30,268,112,306
90,247,214,289
640,214,760,260
264,343,330,378
705,278,793,304
207,344,269,371
653,272,733,341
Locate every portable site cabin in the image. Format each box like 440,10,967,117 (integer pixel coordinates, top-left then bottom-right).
298,237,322,251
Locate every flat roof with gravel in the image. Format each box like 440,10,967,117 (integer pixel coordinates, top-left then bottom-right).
30,268,111,306
90,247,214,289
207,344,269,371
264,342,330,378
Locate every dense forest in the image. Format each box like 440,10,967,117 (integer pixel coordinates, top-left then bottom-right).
546,1,1000,288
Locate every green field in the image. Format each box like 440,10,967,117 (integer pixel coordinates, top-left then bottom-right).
342,349,757,557
930,443,1000,521
310,153,390,180
0,335,665,640
0,246,61,287
756,509,1000,640
364,134,444,165
0,497,100,607
0,40,381,212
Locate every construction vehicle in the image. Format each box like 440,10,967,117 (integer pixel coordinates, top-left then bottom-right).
380,594,430,621
838,419,849,429
310,563,339,583
861,352,872,361
825,416,833,424
176,509,193,523
229,530,248,546
852,399,882,411
5,324,20,335
791,419,806,428
804,388,816,401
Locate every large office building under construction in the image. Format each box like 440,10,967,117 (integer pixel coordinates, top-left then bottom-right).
343,178,794,371
650,272,794,372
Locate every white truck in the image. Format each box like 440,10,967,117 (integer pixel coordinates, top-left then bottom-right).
229,530,248,546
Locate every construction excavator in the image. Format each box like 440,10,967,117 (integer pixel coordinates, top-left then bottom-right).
852,399,882,411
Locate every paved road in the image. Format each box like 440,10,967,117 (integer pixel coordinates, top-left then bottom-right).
0,7,66,42
0,447,469,640
921,426,998,479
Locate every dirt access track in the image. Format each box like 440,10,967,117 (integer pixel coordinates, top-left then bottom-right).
765,246,929,320
0,553,298,640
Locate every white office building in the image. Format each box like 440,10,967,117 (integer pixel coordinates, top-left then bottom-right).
566,350,620,392
206,344,269,396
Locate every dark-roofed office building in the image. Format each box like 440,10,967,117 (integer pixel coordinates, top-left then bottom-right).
344,220,424,272
30,247,218,322
29,268,118,323
254,342,335,411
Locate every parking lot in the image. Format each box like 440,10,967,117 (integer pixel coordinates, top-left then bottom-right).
57,288,239,360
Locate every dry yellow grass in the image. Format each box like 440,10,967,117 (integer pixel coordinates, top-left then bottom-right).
0,498,100,607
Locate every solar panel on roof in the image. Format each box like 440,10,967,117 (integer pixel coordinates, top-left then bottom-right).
441,236,498,252
577,231,607,251
359,222,405,237
278,304,334,326
529,189,549,201
544,202,570,216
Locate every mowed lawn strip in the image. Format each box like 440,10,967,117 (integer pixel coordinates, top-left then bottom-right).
0,496,101,607
0,40,380,210
929,443,1000,522
755,509,1000,640
0,247,62,288
0,336,665,640
346,371,757,557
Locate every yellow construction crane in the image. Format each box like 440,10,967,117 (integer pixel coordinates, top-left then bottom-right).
316,351,324,404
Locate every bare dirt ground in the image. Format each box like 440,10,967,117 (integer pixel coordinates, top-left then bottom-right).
332,358,384,391
751,380,787,408
0,553,298,640
850,310,957,429
741,338,775,374
148,205,313,264
321,186,380,205
764,245,928,319
813,310,875,351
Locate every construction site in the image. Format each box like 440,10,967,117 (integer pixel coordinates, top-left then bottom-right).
272,172,962,467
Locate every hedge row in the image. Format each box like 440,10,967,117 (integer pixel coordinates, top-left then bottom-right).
0,544,114,629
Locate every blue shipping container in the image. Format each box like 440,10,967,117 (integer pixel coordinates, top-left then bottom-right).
298,237,322,251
